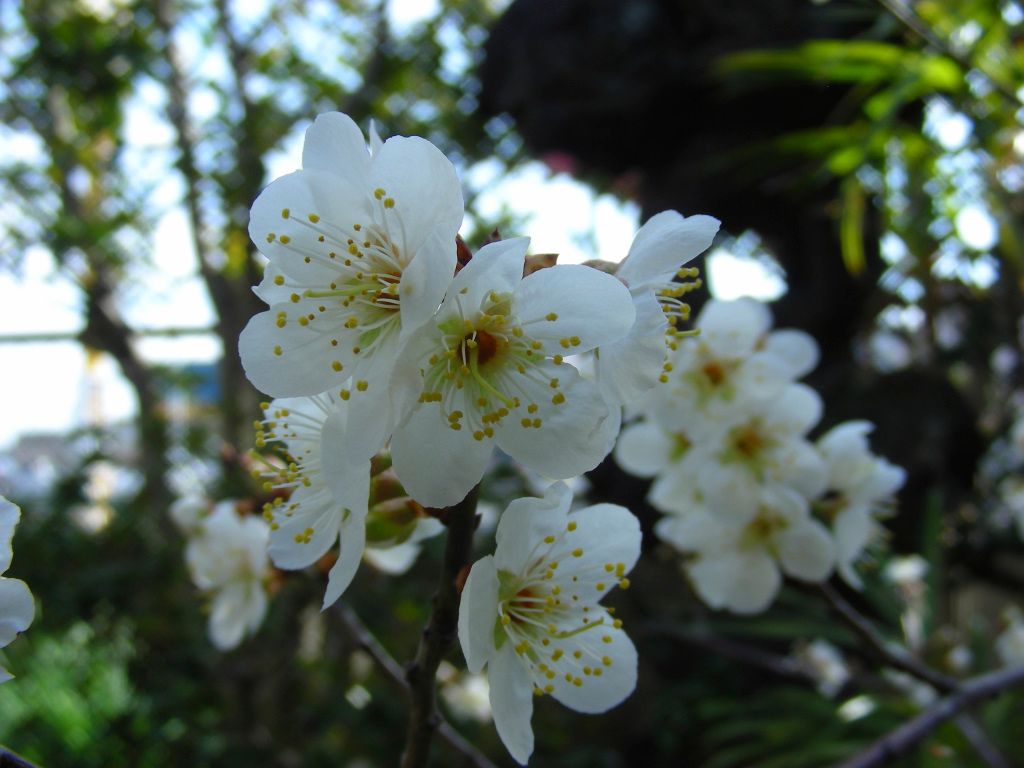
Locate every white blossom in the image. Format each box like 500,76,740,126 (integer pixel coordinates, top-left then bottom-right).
389,238,635,507
240,112,464,460
813,421,905,588
458,484,640,764
0,496,34,683
656,485,834,614
256,395,370,608
185,502,271,651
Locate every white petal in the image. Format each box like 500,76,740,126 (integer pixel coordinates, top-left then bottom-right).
554,504,640,599
494,484,572,573
488,642,535,765
363,542,420,575
766,383,823,436
398,222,457,341
370,136,464,257
688,551,781,614
338,341,402,463
777,519,835,583
761,329,819,378
495,369,614,481
301,112,371,185
238,307,357,397
458,555,500,674
617,211,719,288
390,398,494,508
596,291,668,404
547,609,637,714
449,237,530,313
209,582,266,651
698,298,771,358
319,410,373,510
0,497,20,574
267,487,343,570
0,578,34,647
515,265,635,354
322,511,368,608
249,170,368,283
614,421,675,478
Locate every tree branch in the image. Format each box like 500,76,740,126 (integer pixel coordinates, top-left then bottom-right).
334,602,497,768
832,665,1024,768
0,747,39,768
818,582,957,692
401,486,482,768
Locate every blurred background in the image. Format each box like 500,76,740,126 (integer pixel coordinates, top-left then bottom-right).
1,0,1023,765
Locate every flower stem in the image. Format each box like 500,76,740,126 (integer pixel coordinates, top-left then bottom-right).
401,485,482,768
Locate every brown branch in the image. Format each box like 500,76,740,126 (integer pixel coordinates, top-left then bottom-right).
832,665,1024,768
818,582,957,692
819,583,1010,768
401,486,482,768
334,602,497,768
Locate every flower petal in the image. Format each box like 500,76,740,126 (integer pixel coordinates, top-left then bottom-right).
515,265,635,354
267,487,343,570
322,510,368,608
553,503,640,599
370,136,464,257
777,519,835,583
762,329,819,379
458,555,500,674
494,484,572,573
614,421,675,478
0,578,34,647
616,211,719,288
547,608,637,714
301,112,372,185
495,368,614,481
0,497,20,574
238,306,358,397
398,221,457,341
390,395,494,508
595,291,668,404
697,298,771,359
488,641,535,765
688,550,780,614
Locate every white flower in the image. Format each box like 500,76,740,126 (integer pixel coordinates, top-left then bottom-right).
656,485,834,614
363,517,443,575
647,298,819,438
663,384,827,519
458,484,640,764
256,395,370,608
169,495,209,535
389,238,635,507
185,503,271,650
239,112,464,459
813,421,905,588
596,211,718,404
996,607,1024,667
794,639,850,698
0,496,34,683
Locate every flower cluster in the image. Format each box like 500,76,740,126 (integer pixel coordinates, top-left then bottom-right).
238,112,712,610
170,498,272,650
614,298,905,613
0,496,33,683
459,483,640,764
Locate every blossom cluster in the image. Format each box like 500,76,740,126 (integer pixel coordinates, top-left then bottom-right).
237,112,716,613
614,298,906,613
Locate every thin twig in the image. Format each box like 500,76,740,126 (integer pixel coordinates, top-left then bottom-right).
401,486,483,768
832,665,1024,768
875,0,1022,107
0,748,38,768
818,582,957,692
334,602,497,768
819,583,1010,767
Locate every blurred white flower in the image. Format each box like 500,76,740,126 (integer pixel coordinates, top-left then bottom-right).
185,503,271,651
794,639,850,698
0,496,34,683
996,607,1024,667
